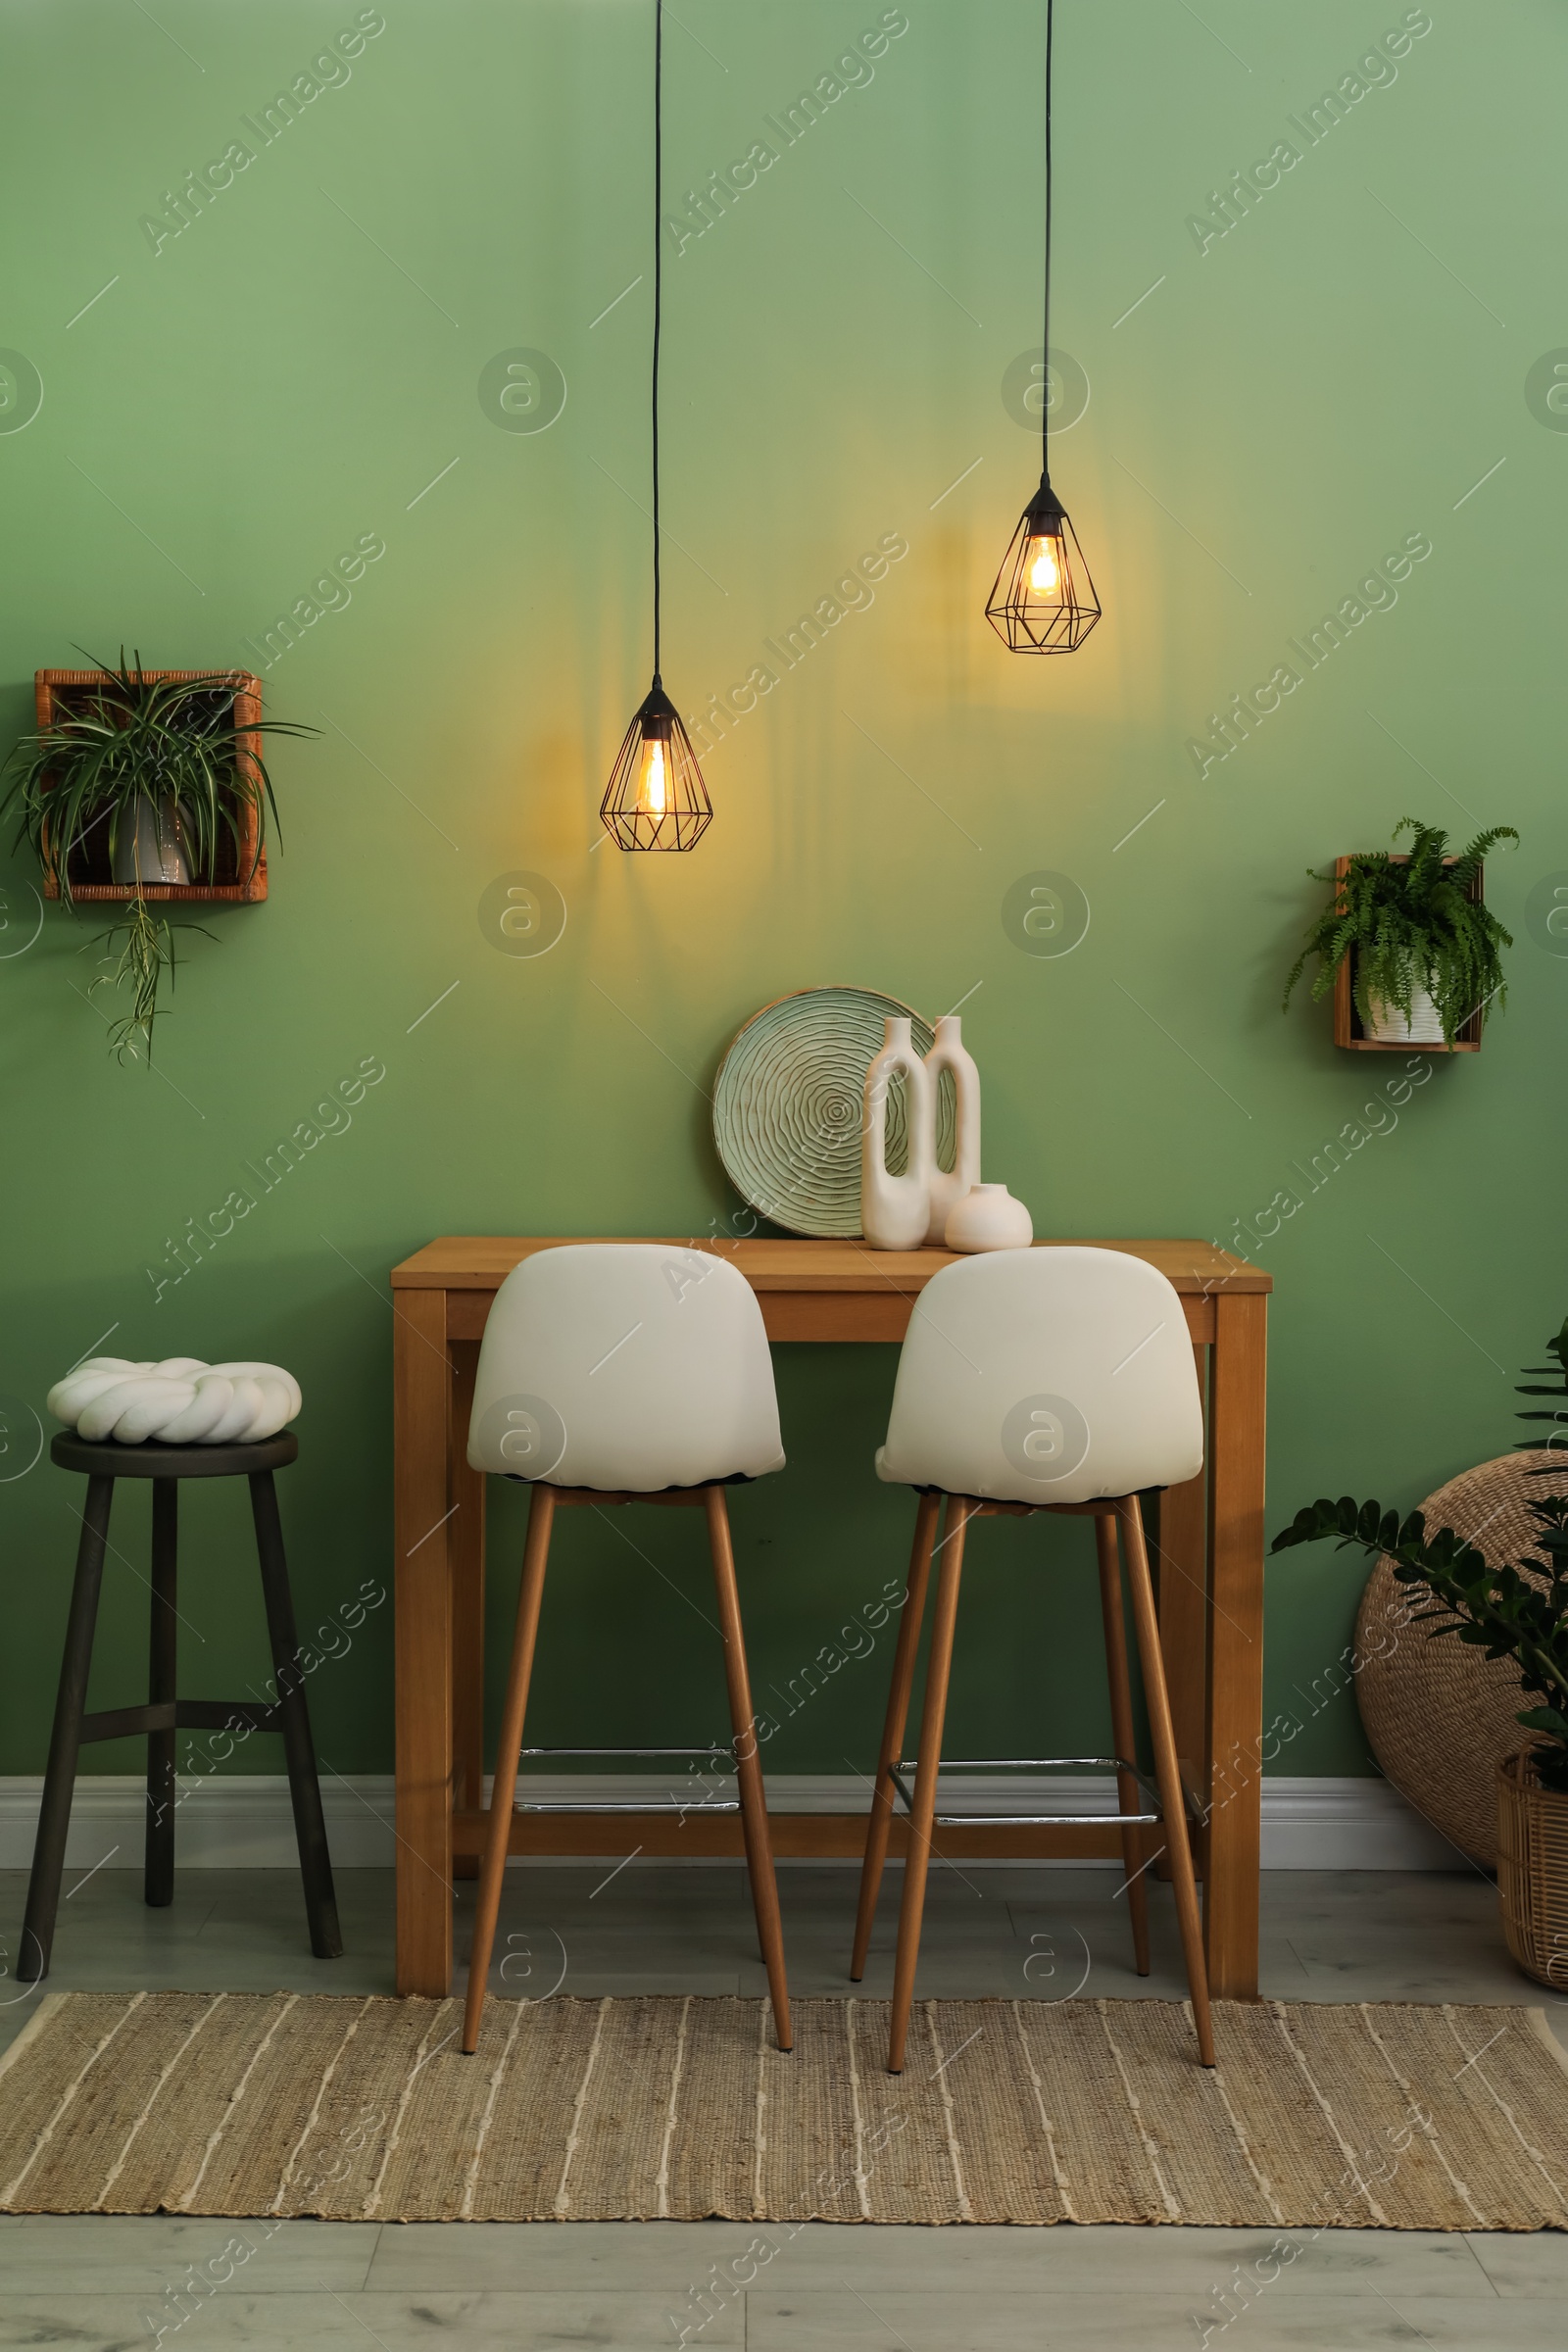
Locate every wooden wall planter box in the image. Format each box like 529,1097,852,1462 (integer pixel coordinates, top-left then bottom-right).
34,667,268,905
1332,853,1484,1054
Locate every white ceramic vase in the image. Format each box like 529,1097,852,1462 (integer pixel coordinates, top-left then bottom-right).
945,1182,1034,1253
860,1016,934,1250
1364,983,1445,1046
922,1014,982,1245
111,794,188,886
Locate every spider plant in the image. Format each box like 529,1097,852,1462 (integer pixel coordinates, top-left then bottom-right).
1282,816,1517,1048
91,895,211,1066
1,651,317,1064
2,649,316,898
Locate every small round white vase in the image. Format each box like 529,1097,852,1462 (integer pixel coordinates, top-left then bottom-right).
944,1183,1033,1253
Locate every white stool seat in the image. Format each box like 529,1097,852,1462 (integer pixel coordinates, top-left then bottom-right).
875,1247,1201,1506
854,1244,1214,2072
467,1245,785,1492
460,1243,793,2059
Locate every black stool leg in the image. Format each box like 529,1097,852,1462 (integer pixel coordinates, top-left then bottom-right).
20,1476,115,1981
248,1470,342,1959
146,1480,178,1907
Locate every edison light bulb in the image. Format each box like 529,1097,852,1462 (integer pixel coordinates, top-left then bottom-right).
636,733,668,817
1027,535,1061,598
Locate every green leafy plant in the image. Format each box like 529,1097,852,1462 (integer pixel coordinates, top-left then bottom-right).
1271,1315,1568,1792
90,895,207,1068
1,650,317,1064
1513,1312,1568,1460
1281,816,1517,1048
1272,1494,1568,1792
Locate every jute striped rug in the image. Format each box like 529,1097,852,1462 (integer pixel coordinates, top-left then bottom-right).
3,1992,1566,2227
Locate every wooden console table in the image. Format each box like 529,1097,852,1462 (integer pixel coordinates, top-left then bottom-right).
391,1237,1269,1999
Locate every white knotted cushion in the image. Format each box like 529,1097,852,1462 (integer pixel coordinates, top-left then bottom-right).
876,1247,1202,1506
46,1357,302,1446
467,1244,785,1491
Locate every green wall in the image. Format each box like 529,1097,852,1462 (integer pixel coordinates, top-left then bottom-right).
1,0,1562,1788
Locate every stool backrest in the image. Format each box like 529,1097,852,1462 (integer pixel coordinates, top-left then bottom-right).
467,1245,785,1492
877,1247,1202,1506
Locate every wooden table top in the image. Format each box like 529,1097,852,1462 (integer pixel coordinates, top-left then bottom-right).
391,1236,1271,1295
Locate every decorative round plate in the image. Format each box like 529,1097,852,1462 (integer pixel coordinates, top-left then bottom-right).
712,986,955,1238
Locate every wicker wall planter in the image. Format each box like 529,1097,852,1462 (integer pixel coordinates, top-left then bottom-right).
1497,1751,1568,1988
1333,854,1484,1052
34,667,268,905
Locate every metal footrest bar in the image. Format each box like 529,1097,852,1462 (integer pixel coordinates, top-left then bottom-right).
886,1754,1165,1829
509,1744,740,1815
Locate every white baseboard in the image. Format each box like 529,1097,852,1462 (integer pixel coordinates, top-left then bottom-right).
0,1772,1460,1873
1253,1777,1457,1870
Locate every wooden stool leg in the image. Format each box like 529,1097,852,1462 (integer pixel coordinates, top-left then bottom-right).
1117,1495,1215,2067
145,1480,178,1909
20,1476,115,1982
851,1492,940,1981
888,1495,970,2074
706,1488,792,2052
249,1471,343,1961
463,1485,555,2054
1094,1513,1151,1977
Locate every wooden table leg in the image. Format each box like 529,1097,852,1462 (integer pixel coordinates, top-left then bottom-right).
395,1286,456,1995
1203,1292,1267,2000
450,1342,485,1881
1153,1345,1209,1880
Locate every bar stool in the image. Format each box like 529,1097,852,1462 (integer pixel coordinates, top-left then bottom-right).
462,1243,792,2055
20,1430,341,1980
850,1246,1215,2071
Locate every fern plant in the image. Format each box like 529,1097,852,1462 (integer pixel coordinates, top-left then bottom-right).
1282,816,1517,1047
1,651,316,1064
1271,1314,1568,1792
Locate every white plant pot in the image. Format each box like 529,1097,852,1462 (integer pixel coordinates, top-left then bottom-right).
111,795,188,887
944,1182,1034,1253
1364,983,1445,1046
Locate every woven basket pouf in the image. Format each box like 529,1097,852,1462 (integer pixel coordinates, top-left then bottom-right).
1354,1451,1550,1869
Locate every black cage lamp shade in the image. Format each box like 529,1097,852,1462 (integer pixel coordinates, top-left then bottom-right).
986,478,1100,654
601,682,711,852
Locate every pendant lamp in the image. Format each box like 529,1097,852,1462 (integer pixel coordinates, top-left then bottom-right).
986,0,1101,656
601,0,711,851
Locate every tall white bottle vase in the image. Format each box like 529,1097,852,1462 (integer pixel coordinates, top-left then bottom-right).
861,1017,934,1250
922,1014,981,1245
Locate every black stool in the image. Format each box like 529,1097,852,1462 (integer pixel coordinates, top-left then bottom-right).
20,1429,341,1981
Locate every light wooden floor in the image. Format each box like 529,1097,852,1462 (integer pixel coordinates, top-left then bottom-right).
2,1862,1567,2349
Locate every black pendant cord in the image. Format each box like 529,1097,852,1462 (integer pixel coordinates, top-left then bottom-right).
1040,0,1054,487
651,0,663,688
